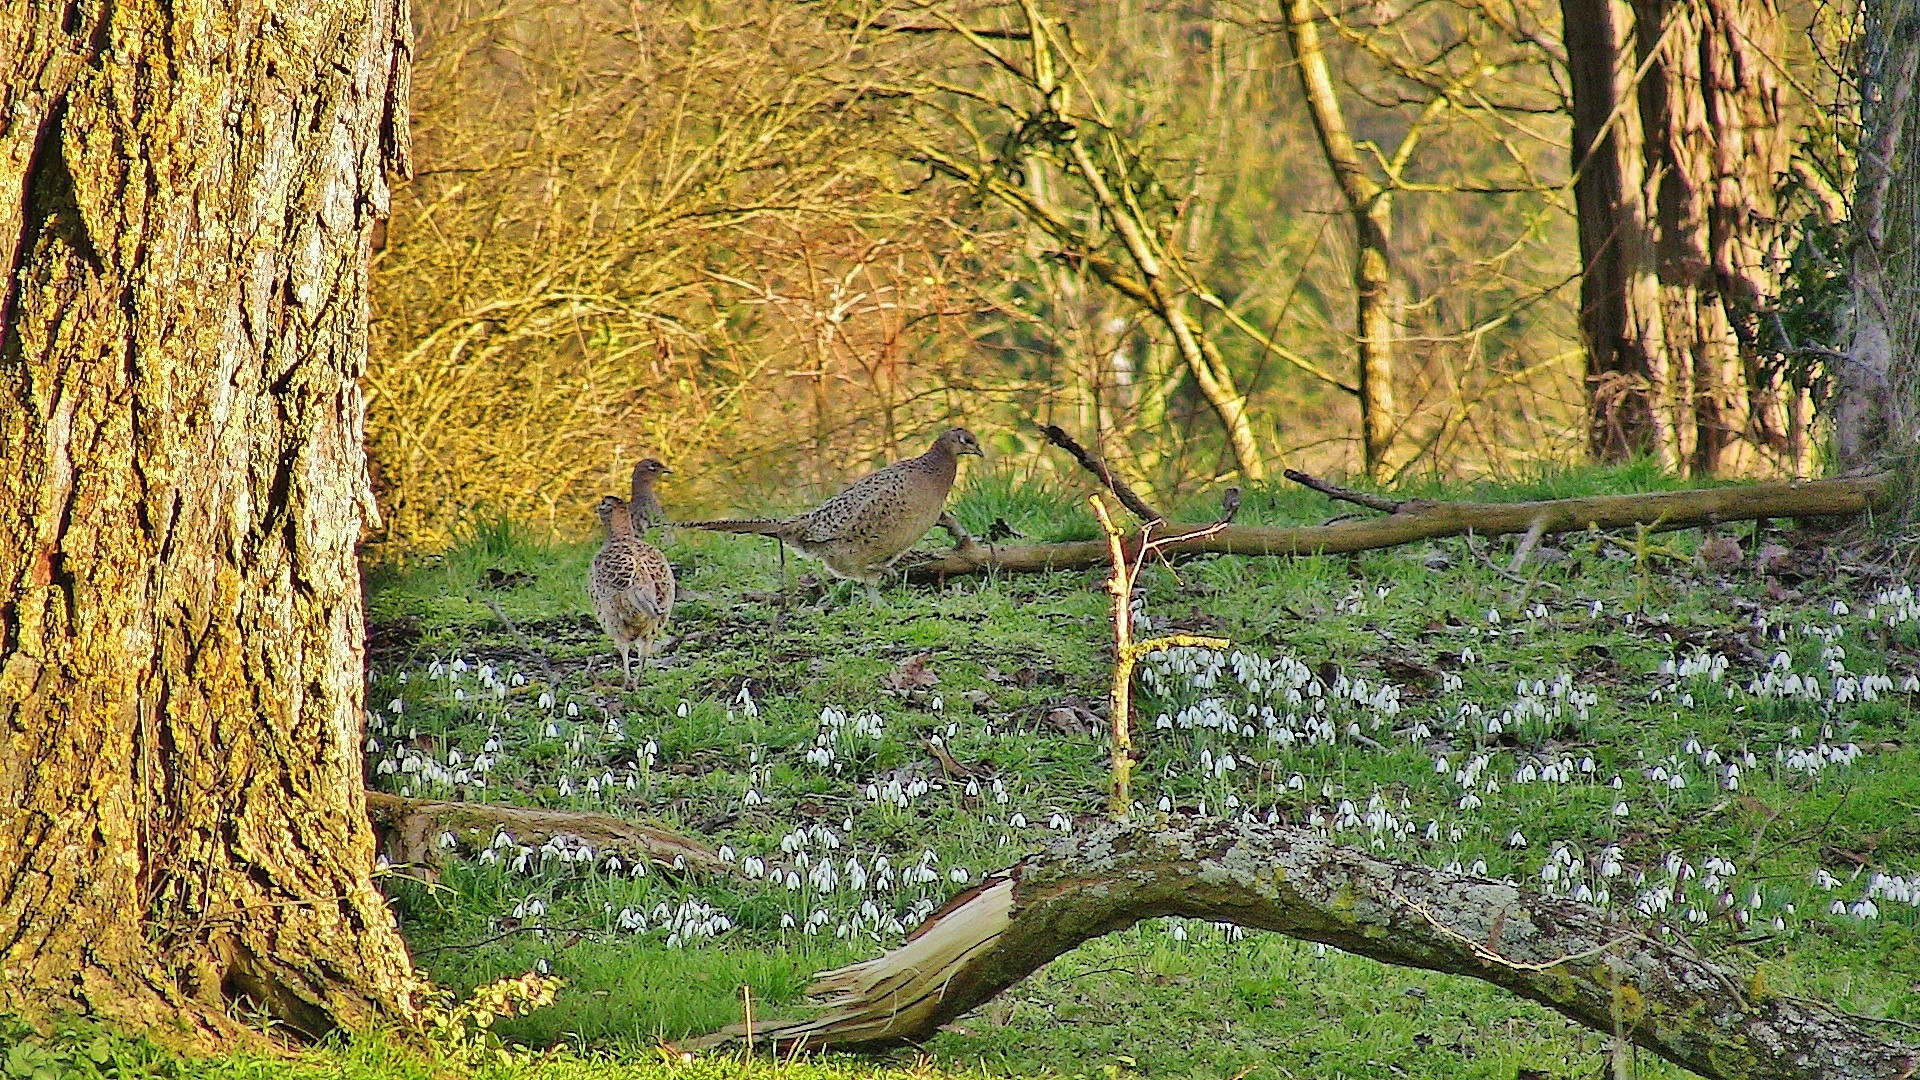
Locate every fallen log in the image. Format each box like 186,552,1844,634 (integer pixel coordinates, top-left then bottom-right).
904,474,1893,580
365,791,723,876
696,817,1915,1080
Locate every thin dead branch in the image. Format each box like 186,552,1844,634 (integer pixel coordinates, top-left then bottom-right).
1090,496,1228,814
1282,468,1406,513
1042,424,1167,523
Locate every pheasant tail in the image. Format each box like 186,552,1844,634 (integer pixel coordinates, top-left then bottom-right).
680,516,793,537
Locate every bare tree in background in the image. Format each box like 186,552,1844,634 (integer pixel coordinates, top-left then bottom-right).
1561,0,1803,476
1254,0,1581,481
1833,0,1920,474
895,1,1274,480
1281,0,1402,480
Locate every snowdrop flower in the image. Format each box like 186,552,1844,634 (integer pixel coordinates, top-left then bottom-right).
1613,802,1630,818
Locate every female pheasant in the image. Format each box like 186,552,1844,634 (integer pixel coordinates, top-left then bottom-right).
681,427,983,602
589,495,676,686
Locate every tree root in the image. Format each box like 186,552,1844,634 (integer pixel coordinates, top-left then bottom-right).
694,817,1916,1080
904,474,1892,580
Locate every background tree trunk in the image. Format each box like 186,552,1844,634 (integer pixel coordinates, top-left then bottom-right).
1283,0,1399,482
0,0,414,1038
1834,0,1920,475
1562,0,1795,476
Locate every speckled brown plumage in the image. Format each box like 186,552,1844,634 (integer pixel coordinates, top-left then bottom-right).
589,495,675,685
684,428,984,601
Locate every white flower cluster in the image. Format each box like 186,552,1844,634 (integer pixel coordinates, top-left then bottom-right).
1140,647,1401,751
805,705,885,770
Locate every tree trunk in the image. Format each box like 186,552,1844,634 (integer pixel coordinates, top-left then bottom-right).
1283,0,1398,481
1834,0,1920,474
1562,0,1795,476
1564,0,1680,469
700,818,1917,1080
0,0,414,1040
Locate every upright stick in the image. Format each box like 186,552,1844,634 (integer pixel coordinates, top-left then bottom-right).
1090,496,1229,817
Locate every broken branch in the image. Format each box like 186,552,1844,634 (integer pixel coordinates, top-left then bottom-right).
696,818,1915,1080
365,791,724,876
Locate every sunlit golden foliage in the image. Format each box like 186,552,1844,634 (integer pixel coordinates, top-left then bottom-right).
369,0,1848,554
369,0,1020,550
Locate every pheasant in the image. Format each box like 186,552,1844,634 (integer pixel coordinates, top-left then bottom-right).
589,495,676,686
683,427,984,602
629,458,671,534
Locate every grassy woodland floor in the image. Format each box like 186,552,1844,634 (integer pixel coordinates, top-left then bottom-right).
12,465,1919,1080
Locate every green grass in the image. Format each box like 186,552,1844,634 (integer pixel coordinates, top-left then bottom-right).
57,464,1920,1080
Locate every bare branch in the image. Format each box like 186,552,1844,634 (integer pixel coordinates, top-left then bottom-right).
1281,468,1405,513
1040,424,1167,523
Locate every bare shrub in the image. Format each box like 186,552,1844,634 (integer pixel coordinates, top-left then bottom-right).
369,0,1019,550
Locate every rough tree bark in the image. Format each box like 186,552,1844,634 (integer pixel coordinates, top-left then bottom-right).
0,0,414,1038
903,473,1890,579
1834,0,1920,474
700,819,1917,1080
1561,0,1798,476
1282,0,1398,482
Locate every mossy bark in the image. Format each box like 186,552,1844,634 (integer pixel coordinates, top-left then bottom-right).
717,819,1915,1080
0,0,414,1039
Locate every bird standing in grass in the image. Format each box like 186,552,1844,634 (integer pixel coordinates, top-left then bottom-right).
590,494,676,686
628,458,671,534
682,427,984,603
